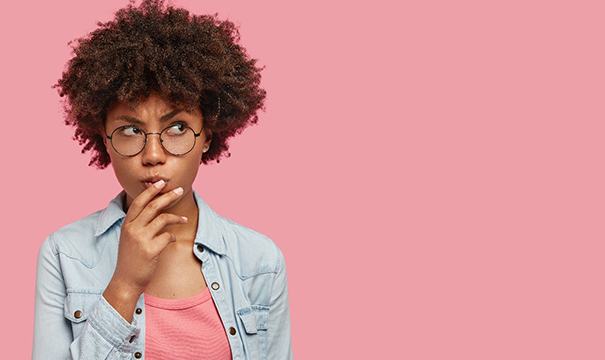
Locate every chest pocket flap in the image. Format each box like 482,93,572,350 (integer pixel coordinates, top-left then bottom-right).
237,305,269,334
63,291,102,323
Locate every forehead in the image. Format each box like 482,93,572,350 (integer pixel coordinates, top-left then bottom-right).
103,95,203,131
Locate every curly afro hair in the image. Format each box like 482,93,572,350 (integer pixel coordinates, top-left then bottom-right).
53,0,266,168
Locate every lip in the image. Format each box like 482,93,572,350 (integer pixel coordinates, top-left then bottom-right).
142,176,170,189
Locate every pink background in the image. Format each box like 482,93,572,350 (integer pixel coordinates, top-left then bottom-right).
1,0,603,358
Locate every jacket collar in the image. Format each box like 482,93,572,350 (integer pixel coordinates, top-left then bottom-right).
94,189,226,255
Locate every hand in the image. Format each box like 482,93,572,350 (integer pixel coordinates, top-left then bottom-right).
109,180,187,295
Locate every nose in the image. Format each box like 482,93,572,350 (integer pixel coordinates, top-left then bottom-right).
141,133,166,165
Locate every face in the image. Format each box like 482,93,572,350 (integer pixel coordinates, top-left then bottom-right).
103,92,211,210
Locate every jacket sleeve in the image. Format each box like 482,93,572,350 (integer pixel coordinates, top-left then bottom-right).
32,234,140,359
266,246,294,360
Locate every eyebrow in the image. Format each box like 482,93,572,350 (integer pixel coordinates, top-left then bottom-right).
114,109,185,125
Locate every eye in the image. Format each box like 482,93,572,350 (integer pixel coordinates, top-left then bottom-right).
119,125,142,136
165,122,188,136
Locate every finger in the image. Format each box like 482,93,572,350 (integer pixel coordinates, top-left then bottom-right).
146,213,188,238
136,187,185,226
150,232,177,254
125,179,168,223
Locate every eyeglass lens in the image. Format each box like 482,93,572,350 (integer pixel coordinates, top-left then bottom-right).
111,124,196,156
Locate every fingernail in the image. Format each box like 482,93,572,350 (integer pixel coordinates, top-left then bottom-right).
154,180,165,188
173,187,184,195
181,216,188,223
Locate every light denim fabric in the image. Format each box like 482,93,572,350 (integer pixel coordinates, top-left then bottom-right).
33,189,293,359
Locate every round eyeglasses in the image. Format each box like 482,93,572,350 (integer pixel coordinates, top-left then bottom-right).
105,122,203,157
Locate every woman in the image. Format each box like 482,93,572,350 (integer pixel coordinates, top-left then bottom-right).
32,1,292,359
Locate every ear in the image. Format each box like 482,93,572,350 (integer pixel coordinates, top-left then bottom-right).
204,129,212,147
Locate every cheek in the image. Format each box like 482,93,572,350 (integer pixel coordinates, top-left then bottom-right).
182,157,201,177
173,158,201,187
110,159,138,187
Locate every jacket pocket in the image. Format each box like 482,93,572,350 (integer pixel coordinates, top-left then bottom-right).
236,305,269,358
63,291,102,339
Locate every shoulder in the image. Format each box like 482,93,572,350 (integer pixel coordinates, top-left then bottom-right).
40,209,106,268
216,214,286,277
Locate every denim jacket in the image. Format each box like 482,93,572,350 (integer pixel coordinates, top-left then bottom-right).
33,189,293,359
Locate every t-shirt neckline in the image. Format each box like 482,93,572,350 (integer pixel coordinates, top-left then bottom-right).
144,287,211,310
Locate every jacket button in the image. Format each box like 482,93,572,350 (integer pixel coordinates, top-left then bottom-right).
196,244,204,252
73,310,82,319
211,282,220,290
134,351,142,358
229,327,237,335
135,307,142,315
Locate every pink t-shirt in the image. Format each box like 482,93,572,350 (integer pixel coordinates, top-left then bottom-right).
143,287,232,360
